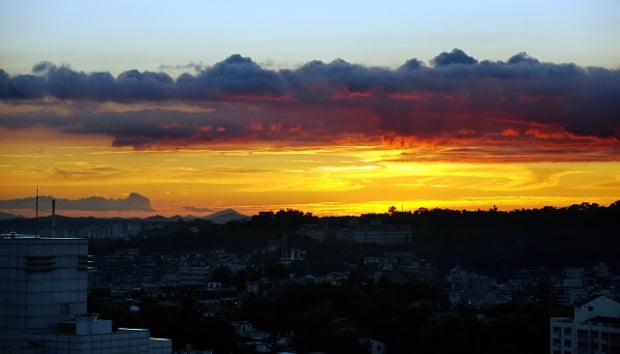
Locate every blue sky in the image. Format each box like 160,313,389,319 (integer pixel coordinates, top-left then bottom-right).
1,0,619,74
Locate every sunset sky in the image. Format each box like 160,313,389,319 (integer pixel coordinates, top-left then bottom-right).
1,1,619,217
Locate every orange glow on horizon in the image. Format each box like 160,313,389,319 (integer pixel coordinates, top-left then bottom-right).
1,126,618,218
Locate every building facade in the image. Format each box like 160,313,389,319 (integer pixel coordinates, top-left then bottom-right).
0,235,171,354
550,296,620,354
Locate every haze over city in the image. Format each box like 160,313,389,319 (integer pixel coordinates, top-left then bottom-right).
1,0,619,217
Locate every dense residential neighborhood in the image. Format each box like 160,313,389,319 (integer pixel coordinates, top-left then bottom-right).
1,203,619,353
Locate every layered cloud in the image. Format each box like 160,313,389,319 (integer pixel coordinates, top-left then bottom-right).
182,206,213,213
1,49,619,161
0,193,153,212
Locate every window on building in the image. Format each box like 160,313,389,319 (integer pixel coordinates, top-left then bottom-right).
564,328,572,336
60,303,69,314
577,342,588,351
553,351,561,354
564,339,572,347
587,306,593,311
554,338,561,346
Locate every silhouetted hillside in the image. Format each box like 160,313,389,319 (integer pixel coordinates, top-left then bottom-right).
2,202,618,276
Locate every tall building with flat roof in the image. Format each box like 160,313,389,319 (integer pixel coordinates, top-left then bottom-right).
0,235,171,354
0,236,88,341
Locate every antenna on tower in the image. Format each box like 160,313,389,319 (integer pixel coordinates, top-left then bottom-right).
35,185,39,236
52,199,56,238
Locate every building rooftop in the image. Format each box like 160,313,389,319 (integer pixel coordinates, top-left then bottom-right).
0,232,40,239
0,233,85,240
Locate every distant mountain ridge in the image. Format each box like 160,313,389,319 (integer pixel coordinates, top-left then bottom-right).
201,209,250,224
0,208,251,238
0,208,249,224
141,209,250,223
0,212,23,220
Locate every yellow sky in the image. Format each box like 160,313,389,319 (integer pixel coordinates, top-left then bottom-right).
2,127,618,217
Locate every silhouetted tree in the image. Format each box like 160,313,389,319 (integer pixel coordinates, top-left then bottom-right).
388,205,398,215
211,265,232,285
264,262,289,279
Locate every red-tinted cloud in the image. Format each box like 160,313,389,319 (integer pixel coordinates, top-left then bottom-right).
1,50,619,160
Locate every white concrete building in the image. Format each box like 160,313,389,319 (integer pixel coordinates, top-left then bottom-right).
550,296,620,354
0,235,171,354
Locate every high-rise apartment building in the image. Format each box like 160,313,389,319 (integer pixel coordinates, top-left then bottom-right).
0,235,171,354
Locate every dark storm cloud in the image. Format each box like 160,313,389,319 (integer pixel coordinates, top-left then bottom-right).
0,103,371,148
281,58,396,98
431,49,478,66
2,62,174,101
0,193,154,212
177,54,285,99
507,52,540,65
398,58,425,71
0,69,11,97
116,70,174,100
1,49,619,151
